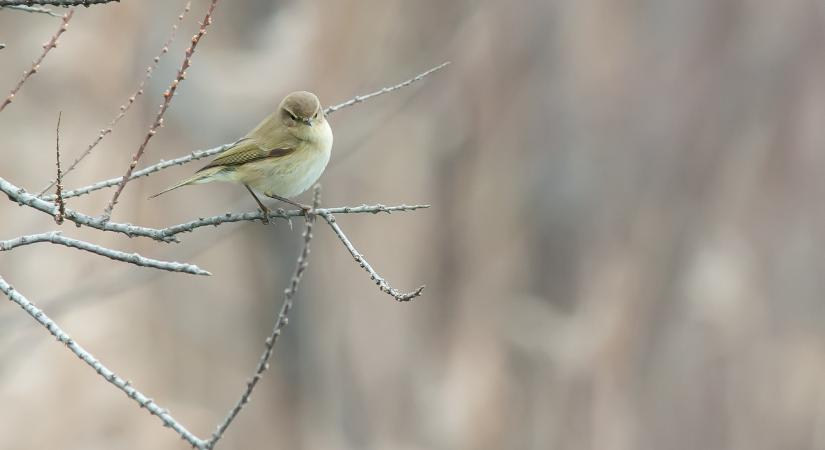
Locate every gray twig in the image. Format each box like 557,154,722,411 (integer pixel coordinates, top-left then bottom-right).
103,0,220,219
1,4,61,15
324,61,450,116
0,231,210,275
206,185,321,449
0,0,118,6
0,276,207,449
42,142,237,201
0,177,178,242
54,111,65,224
37,0,193,197
318,211,425,302
0,9,72,113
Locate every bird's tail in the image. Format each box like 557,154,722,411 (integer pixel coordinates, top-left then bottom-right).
148,168,222,199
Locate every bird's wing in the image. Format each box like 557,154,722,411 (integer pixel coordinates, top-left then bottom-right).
197,138,296,172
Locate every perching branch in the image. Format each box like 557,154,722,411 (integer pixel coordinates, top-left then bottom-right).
37,0,193,197
318,211,425,302
0,231,211,275
103,0,221,219
206,186,320,449
324,61,450,116
0,276,207,449
0,9,72,113
0,0,118,6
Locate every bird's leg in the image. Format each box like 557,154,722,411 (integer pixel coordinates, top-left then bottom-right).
264,192,314,218
245,185,271,224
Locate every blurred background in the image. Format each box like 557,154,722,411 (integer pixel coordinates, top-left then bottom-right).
2,0,825,449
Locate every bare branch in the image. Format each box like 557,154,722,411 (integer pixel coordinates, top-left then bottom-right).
0,231,210,275
42,142,237,201
54,111,65,224
206,186,321,449
318,211,425,302
153,203,430,238
0,9,72,113
0,177,178,242
0,0,119,6
324,61,450,116
1,4,61,15
103,0,221,219
37,0,193,197
0,276,207,449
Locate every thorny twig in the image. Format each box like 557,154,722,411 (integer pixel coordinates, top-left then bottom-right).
0,0,118,6
1,4,61,15
37,0,193,197
103,0,220,219
0,277,207,449
0,9,72,113
0,231,210,275
206,186,321,449
324,61,450,116
318,210,426,302
54,111,65,224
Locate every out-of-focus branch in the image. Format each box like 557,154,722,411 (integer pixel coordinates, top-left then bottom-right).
103,0,221,219
37,0,193,197
206,186,321,449
318,211,425,302
0,0,118,6
42,142,237,201
54,111,65,224
0,231,210,275
0,9,72,113
0,276,207,449
1,4,61,15
0,177,178,242
324,61,450,116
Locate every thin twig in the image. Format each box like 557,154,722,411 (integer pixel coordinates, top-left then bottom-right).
0,231,210,275
206,186,321,449
54,111,65,224
0,0,118,6
0,9,72,113
0,276,207,449
324,61,450,116
42,142,237,201
1,4,61,15
103,0,220,219
318,211,425,302
37,0,192,197
0,177,179,242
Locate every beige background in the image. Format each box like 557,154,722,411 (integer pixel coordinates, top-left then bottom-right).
3,0,825,449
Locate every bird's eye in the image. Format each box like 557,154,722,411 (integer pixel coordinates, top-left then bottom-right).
286,111,298,121
313,112,318,119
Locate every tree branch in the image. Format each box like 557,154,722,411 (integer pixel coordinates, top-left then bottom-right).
103,0,220,219
0,276,207,449
318,211,425,302
0,0,119,6
0,231,210,275
206,186,321,449
1,4,61,15
324,61,450,116
54,111,66,224
0,176,179,242
0,9,72,113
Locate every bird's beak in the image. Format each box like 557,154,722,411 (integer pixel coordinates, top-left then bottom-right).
302,118,312,127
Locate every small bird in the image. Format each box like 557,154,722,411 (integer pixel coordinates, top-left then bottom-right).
150,91,333,221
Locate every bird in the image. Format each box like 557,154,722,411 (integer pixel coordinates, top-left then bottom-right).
150,91,333,222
